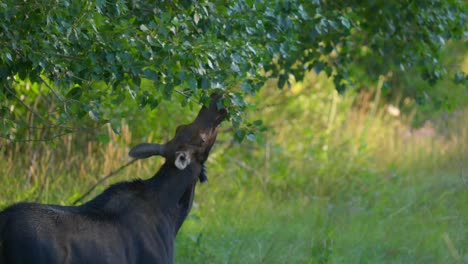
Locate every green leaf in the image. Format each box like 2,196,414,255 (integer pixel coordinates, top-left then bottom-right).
187,76,197,90
253,120,263,126
140,24,149,32
110,119,121,135
149,97,159,109
278,74,288,89
66,86,83,99
143,69,158,81
234,129,245,142
5,52,12,62
339,16,350,29
97,133,110,144
454,72,466,84
241,82,253,94
88,109,100,121
230,63,240,72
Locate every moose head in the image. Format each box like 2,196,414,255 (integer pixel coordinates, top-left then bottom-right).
129,93,227,181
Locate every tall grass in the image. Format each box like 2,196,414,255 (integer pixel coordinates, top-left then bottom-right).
0,71,466,263
176,73,467,263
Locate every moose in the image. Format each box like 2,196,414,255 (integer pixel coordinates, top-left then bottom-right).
0,94,226,264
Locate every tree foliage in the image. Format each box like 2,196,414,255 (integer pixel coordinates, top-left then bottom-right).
0,0,465,141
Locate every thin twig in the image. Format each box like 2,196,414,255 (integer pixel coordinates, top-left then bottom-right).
174,89,203,106
460,163,467,189
72,159,138,205
454,139,468,189
38,76,66,103
0,123,102,142
226,155,258,174
0,131,75,142
442,232,462,263
387,201,414,219
3,85,51,125
35,152,54,202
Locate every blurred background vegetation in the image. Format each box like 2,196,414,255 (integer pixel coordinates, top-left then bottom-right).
1,40,466,263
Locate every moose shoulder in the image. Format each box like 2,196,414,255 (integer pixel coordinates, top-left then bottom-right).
0,94,226,264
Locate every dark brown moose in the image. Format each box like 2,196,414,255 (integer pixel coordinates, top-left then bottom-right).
0,94,226,264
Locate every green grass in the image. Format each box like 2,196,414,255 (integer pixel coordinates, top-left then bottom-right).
176,169,467,263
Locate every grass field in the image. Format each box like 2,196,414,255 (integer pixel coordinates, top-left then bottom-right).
1,76,466,263
176,168,467,263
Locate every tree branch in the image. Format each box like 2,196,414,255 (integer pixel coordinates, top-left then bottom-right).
72,159,138,205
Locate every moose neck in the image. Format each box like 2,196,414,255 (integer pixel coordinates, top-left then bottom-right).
148,162,200,212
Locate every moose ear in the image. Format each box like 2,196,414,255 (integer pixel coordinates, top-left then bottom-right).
129,143,166,159
174,151,191,170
